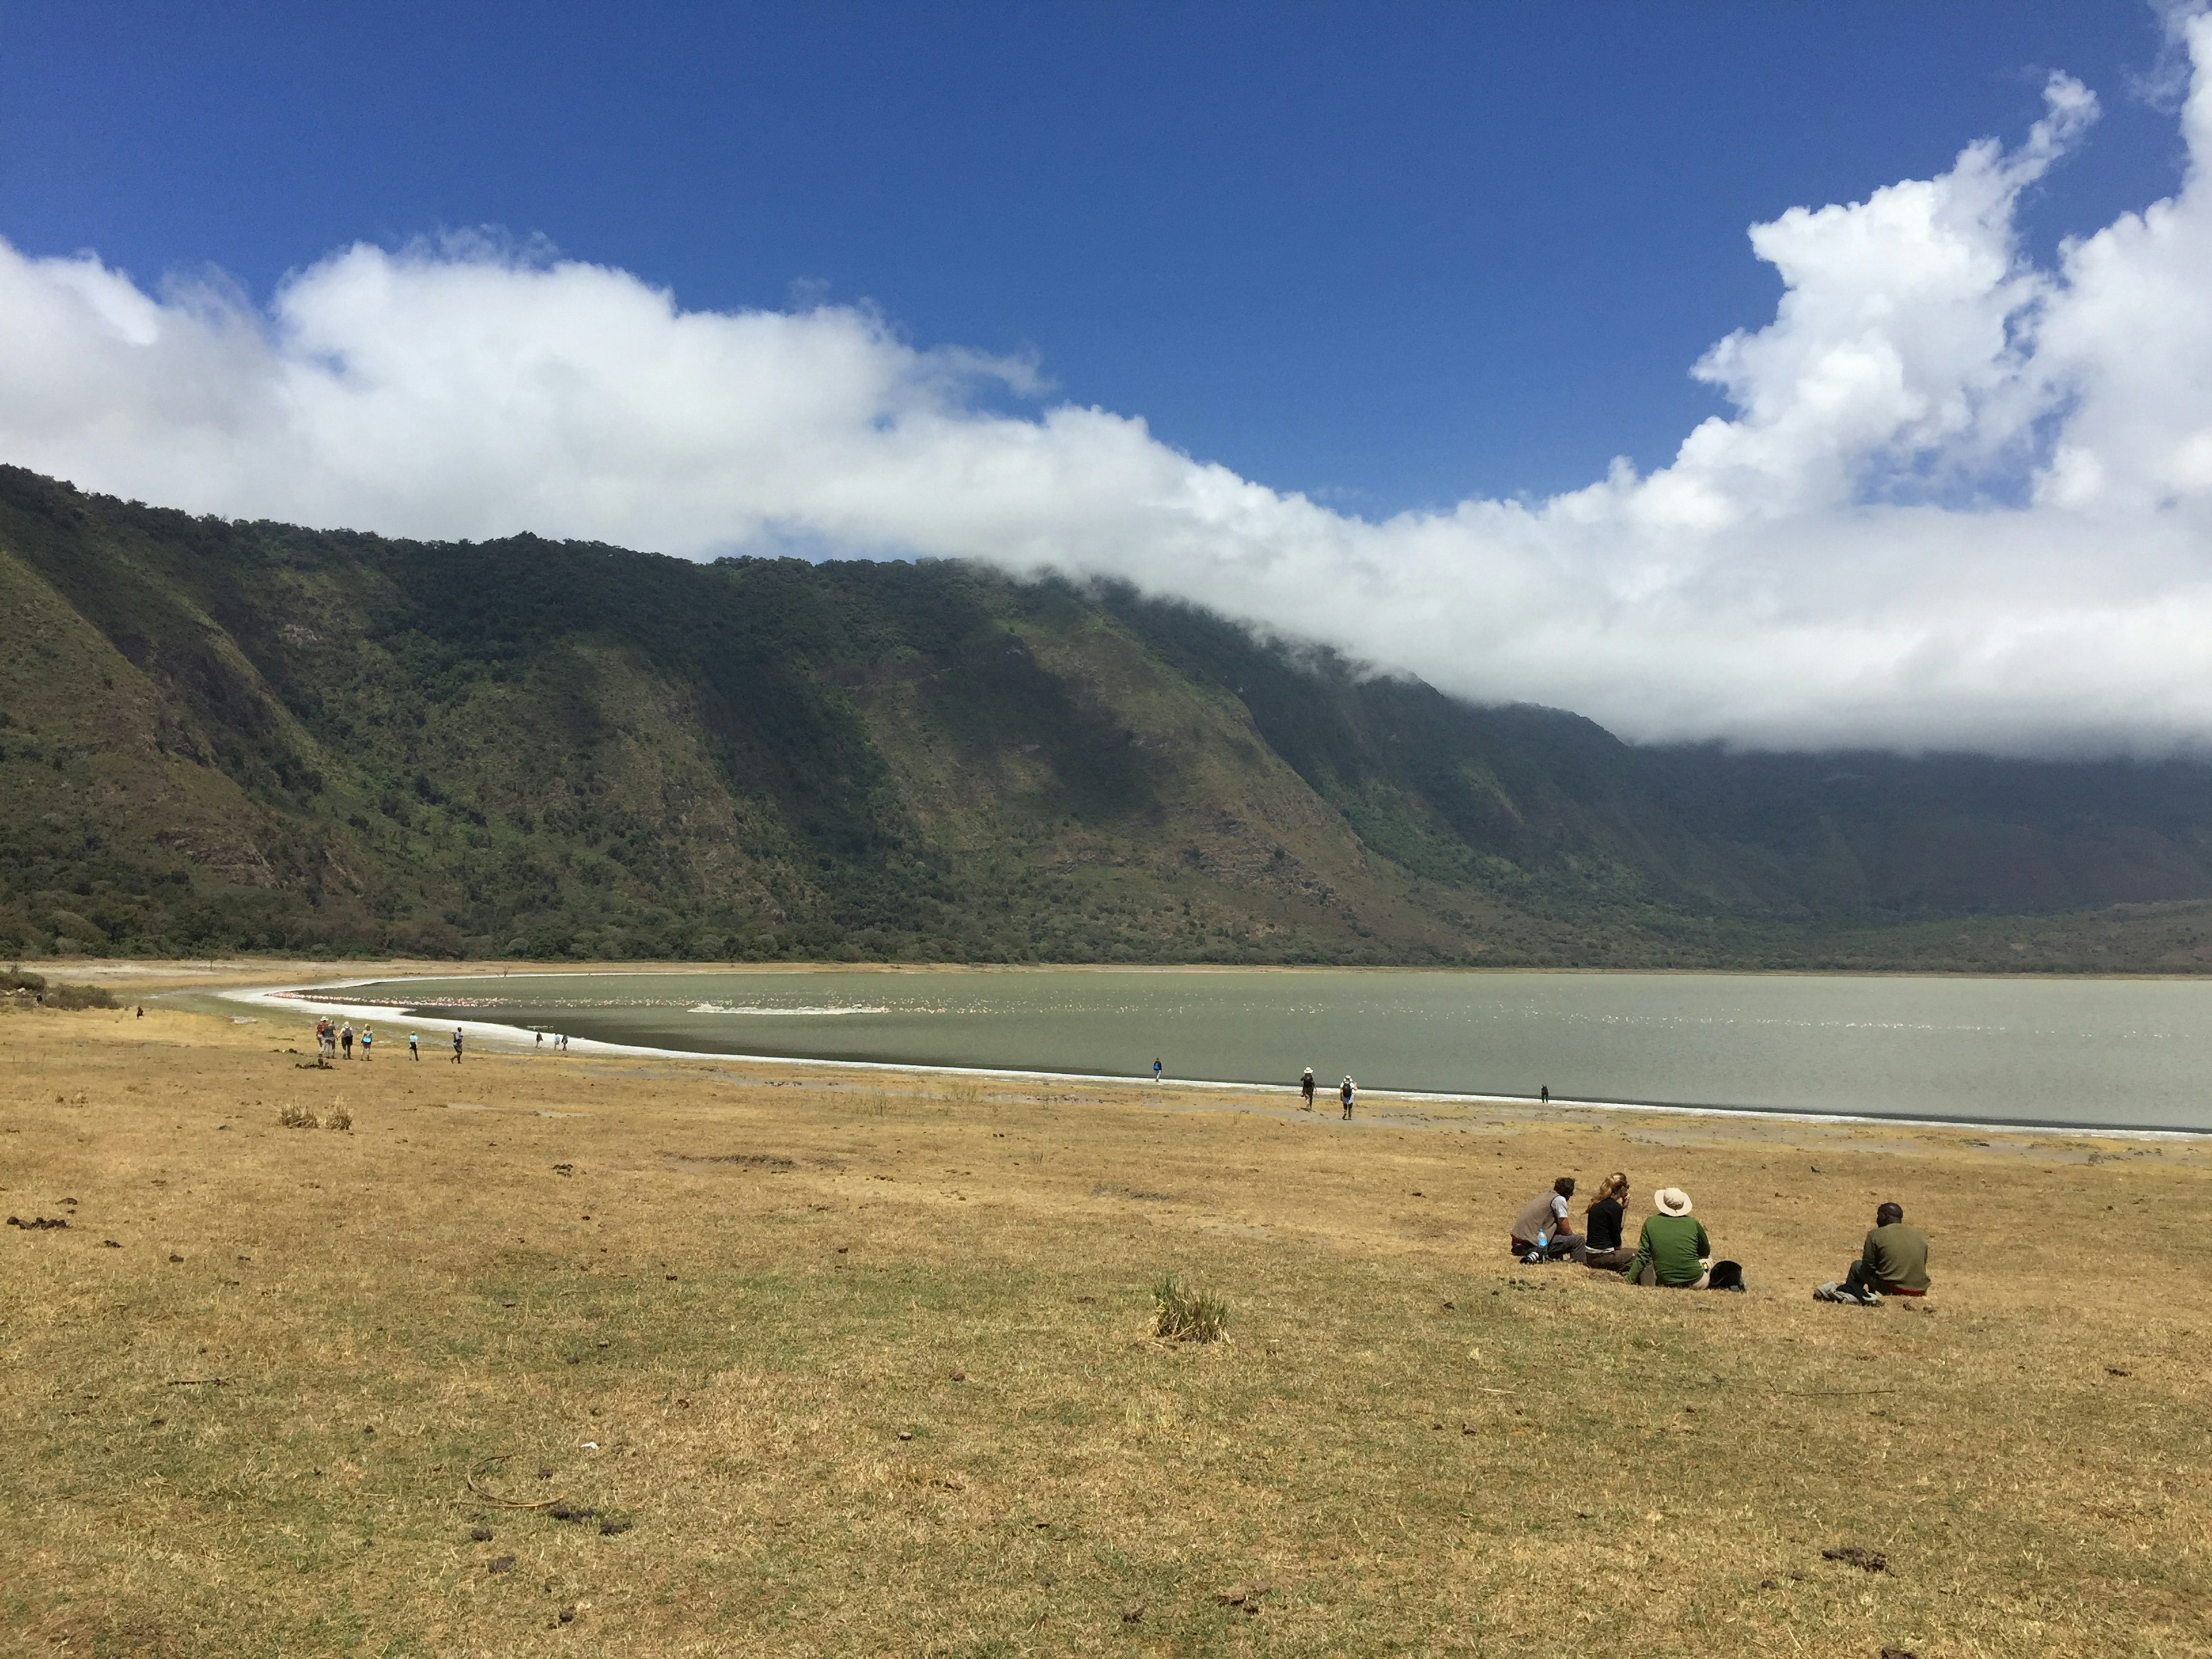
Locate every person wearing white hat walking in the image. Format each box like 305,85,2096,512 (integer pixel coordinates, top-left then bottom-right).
1622,1187,1710,1287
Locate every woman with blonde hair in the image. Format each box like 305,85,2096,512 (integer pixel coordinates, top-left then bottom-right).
1584,1172,1636,1271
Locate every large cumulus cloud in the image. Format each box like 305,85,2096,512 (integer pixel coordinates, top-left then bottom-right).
5,14,2212,755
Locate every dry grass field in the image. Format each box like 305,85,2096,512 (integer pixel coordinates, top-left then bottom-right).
2,992,2209,1657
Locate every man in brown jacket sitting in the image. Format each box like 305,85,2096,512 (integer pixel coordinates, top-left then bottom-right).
1509,1177,1588,1264
1815,1201,1931,1305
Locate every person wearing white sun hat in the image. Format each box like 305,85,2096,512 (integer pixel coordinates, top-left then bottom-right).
1622,1187,1711,1288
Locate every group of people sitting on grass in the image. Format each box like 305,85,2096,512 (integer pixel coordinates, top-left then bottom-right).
1508,1174,1931,1302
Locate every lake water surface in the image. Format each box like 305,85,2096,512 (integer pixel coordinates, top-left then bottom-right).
286,968,2212,1133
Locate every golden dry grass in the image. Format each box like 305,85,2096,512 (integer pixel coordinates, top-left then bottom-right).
2,997,2209,1657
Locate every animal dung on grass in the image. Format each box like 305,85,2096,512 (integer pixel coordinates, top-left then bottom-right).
1152,1274,1230,1343
7,1215,70,1229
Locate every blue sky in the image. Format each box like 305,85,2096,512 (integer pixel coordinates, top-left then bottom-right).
0,2,2188,514
6,3,2212,755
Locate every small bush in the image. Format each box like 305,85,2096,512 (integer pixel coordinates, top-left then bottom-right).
325,1107,353,1132
1152,1274,1230,1343
2,966,47,994
278,1104,320,1129
43,982,118,1010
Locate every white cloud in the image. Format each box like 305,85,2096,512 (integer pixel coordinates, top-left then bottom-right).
4,17,2212,755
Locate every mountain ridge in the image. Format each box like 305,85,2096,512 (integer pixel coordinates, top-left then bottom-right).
7,461,2212,972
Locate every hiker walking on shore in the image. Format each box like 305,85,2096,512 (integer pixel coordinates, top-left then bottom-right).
408,1032,419,1061
360,1026,373,1062
451,1026,464,1065
1301,1066,1315,1109
1340,1076,1355,1119
340,1022,354,1060
1153,1058,1163,1084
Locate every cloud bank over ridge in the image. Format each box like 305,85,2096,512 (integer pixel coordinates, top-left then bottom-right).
4,14,2212,756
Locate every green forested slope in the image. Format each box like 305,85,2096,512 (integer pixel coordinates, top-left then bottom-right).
9,463,2212,970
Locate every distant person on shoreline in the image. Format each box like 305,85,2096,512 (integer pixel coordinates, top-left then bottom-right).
1339,1076,1355,1119
340,1022,354,1060
360,1026,373,1062
1816,1202,1931,1305
408,1032,419,1061
1301,1066,1315,1110
1582,1171,1635,1270
1153,1058,1163,1084
1511,1176,1588,1263
536,1030,544,1051
1540,1085,1549,1104
1622,1188,1710,1287
451,1027,464,1065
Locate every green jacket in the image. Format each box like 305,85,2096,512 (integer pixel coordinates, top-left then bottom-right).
1860,1222,1931,1291
1623,1213,1710,1286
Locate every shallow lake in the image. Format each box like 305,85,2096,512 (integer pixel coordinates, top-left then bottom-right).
283,968,2212,1132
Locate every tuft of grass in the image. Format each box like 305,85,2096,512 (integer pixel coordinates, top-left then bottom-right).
1152,1273,1229,1343
324,1106,352,1132
276,1103,319,1129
